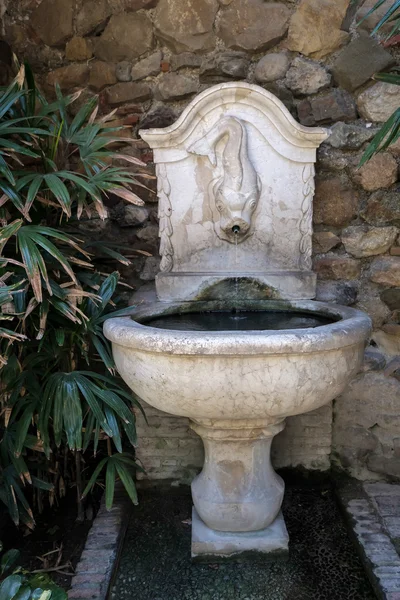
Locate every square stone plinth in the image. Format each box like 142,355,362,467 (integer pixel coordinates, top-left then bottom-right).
191,508,289,562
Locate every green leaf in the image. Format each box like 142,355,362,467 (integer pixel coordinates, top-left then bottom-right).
0,548,20,575
62,377,82,451
83,410,95,453
55,330,65,346
359,107,400,165
28,574,66,599
16,225,78,301
25,176,44,215
14,402,36,457
68,96,98,137
371,0,400,35
0,219,23,244
13,585,31,600
44,174,71,216
0,574,22,600
74,375,112,436
81,457,108,498
31,477,54,492
374,72,400,85
104,407,122,453
24,62,37,118
90,335,115,373
105,460,116,510
115,461,138,506
32,590,51,600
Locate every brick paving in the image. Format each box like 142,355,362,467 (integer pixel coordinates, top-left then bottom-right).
68,486,130,600
338,481,400,600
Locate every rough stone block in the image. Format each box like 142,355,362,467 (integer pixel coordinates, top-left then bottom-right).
171,53,202,71
254,53,290,84
47,64,89,90
333,32,394,92
105,82,151,105
342,225,398,258
140,105,177,129
312,231,341,254
76,0,110,36
89,61,117,91
31,0,73,46
325,122,378,150
200,52,249,83
156,73,199,100
361,190,400,225
131,52,162,81
370,257,400,287
357,82,400,123
314,177,359,227
381,289,400,311
95,13,154,62
287,0,349,58
361,349,386,373
314,257,361,280
217,0,290,52
154,0,218,53
285,57,331,96
354,152,398,192
298,89,357,126
66,37,93,61
316,281,358,306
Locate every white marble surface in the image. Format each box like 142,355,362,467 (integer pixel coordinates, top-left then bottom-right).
191,508,289,560
104,84,371,553
104,299,370,538
140,82,329,301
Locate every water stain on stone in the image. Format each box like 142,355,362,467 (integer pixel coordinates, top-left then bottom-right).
195,277,282,301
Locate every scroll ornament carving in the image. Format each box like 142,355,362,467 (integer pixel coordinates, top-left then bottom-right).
299,164,314,271
157,163,174,272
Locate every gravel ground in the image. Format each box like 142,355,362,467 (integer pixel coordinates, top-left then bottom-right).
110,484,376,600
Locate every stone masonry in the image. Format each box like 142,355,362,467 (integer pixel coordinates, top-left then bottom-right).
3,0,400,483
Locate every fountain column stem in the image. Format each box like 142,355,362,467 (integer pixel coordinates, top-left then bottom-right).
190,419,286,534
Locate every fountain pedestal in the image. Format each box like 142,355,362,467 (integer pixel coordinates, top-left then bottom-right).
190,419,289,560
191,508,289,562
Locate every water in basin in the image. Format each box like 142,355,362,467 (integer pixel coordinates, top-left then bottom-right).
143,310,337,332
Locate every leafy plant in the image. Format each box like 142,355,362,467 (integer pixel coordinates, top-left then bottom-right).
0,540,67,599
0,63,150,527
359,0,400,165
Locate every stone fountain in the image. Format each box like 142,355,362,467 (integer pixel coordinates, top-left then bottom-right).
104,83,371,560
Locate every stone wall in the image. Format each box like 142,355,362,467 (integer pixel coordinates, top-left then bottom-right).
3,0,400,482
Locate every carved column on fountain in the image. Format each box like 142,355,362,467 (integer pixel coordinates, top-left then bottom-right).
190,419,285,533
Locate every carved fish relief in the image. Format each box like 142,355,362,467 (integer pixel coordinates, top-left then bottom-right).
188,116,261,244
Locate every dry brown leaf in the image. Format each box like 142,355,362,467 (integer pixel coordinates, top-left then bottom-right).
109,187,145,206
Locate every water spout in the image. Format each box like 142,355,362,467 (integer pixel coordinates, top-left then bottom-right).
232,225,241,234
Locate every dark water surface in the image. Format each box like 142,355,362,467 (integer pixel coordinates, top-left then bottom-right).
144,311,335,332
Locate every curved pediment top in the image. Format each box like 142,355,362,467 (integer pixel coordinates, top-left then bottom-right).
140,82,329,153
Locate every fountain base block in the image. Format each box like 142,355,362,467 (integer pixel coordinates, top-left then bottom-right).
191,508,289,562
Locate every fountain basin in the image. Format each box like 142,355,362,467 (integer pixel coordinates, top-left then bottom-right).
104,299,370,546
104,299,370,425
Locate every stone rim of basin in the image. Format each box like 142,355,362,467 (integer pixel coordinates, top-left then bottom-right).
104,299,371,355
